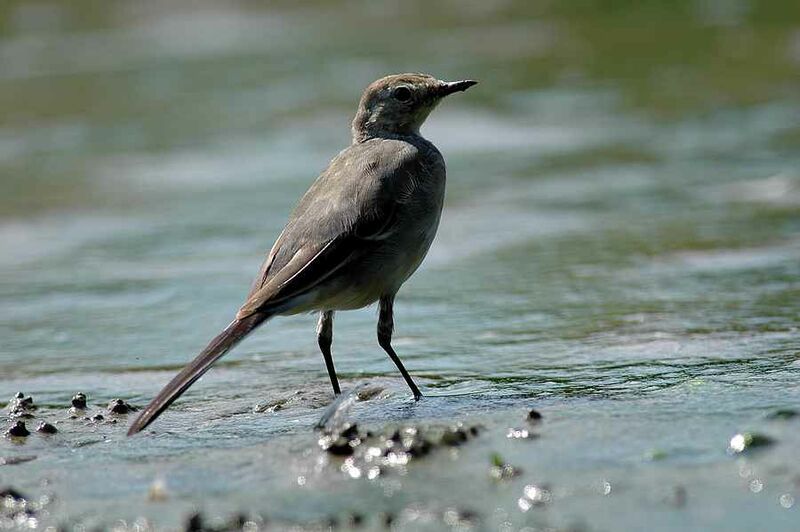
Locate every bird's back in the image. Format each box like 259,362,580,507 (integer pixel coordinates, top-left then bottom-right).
246,135,446,314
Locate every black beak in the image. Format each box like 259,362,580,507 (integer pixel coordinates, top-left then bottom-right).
438,79,478,96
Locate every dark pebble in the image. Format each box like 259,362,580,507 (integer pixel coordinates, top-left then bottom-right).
185,512,204,532
345,512,364,527
408,439,433,457
8,393,35,412
0,487,26,501
91,414,104,422
326,437,355,456
5,421,30,438
71,393,87,409
340,423,359,440
108,399,137,414
440,428,468,446
381,512,395,527
36,422,58,434
527,409,543,422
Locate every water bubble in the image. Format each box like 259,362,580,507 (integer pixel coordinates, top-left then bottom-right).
507,427,537,439
779,494,794,508
728,432,774,454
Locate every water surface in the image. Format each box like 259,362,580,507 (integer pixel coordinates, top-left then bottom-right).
1,1,799,530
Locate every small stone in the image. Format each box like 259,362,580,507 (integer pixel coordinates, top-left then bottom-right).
91,414,105,422
71,393,87,409
527,409,543,422
0,487,26,500
339,423,359,440
5,421,30,438
440,428,468,446
185,513,204,532
36,422,58,434
344,512,364,528
8,393,35,413
381,512,395,527
108,399,137,414
356,386,384,401
408,439,433,458
325,437,355,456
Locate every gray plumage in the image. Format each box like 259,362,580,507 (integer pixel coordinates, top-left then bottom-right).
128,73,477,435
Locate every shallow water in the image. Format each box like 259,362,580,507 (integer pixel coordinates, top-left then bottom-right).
1,1,799,530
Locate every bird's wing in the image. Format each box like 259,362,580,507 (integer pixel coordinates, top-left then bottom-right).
236,139,413,319
236,235,353,319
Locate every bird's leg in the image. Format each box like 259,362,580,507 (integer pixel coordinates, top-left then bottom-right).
317,310,340,395
378,295,422,400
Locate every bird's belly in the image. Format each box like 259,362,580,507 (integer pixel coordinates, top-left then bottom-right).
289,219,439,313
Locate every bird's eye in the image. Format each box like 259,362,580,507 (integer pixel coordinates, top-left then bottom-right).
393,86,412,102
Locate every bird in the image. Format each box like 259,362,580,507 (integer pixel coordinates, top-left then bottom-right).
127,73,477,435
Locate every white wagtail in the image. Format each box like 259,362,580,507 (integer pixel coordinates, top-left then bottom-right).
128,73,477,435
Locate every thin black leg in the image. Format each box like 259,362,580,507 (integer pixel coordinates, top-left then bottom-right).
378,295,422,400
317,310,340,395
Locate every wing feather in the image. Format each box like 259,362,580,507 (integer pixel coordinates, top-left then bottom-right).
236,138,420,318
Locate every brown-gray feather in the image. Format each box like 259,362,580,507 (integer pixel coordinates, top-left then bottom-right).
237,137,438,319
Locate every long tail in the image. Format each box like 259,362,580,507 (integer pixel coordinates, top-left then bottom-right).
127,312,272,435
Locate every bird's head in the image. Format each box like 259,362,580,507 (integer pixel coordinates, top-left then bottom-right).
351,73,477,142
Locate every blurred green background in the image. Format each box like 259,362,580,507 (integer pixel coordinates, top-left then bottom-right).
1,0,798,215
